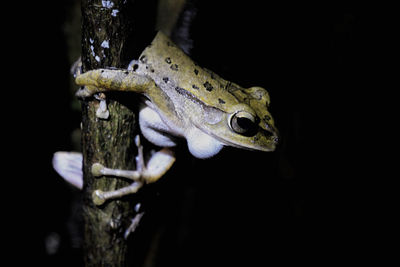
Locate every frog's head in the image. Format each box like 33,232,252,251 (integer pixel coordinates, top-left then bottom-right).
197,85,279,155
218,84,279,152
226,100,279,152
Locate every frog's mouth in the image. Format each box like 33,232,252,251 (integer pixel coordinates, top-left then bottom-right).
210,127,279,153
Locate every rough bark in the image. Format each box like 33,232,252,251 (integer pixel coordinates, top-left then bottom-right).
80,1,138,266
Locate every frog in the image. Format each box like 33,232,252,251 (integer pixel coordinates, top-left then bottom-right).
57,31,278,205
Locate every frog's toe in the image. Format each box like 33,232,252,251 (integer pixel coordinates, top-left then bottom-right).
96,99,110,119
92,190,106,206
91,163,105,177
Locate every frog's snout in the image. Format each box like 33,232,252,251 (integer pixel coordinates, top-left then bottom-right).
266,126,279,146
264,122,279,141
272,135,279,145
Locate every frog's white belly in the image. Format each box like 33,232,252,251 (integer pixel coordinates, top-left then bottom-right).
139,105,179,148
139,103,224,159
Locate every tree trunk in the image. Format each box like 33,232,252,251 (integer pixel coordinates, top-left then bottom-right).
80,1,139,266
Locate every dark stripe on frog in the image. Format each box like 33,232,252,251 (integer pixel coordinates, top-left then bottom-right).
175,87,202,106
224,81,242,102
225,82,238,93
174,86,224,112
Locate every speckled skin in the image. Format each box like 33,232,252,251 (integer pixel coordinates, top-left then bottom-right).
76,31,278,156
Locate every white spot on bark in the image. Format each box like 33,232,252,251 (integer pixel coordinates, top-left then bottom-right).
102,0,114,9
101,40,109,48
111,9,119,17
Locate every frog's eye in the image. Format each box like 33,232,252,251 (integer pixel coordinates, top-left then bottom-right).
229,111,257,136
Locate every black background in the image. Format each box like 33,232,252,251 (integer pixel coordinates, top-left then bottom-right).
4,0,389,266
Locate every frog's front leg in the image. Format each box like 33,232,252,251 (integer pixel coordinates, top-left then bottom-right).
91,136,175,205
75,68,153,98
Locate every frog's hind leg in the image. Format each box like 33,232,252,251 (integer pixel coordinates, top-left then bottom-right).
52,152,83,189
91,135,176,205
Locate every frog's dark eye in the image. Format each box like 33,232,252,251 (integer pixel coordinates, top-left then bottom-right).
229,111,258,136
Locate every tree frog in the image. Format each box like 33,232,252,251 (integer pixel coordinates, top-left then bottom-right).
55,31,278,205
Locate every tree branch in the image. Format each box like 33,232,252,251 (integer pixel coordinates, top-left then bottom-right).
80,0,138,265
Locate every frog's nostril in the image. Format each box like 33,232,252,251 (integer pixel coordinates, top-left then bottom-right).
273,136,279,144
265,129,279,144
